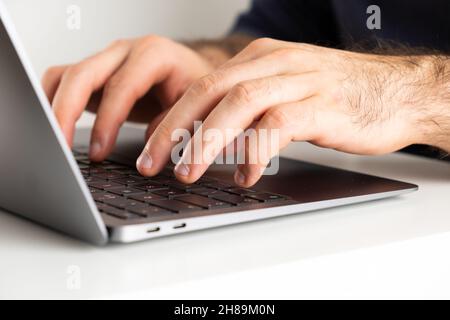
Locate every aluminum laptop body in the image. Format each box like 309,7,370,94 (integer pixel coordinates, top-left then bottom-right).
0,3,418,245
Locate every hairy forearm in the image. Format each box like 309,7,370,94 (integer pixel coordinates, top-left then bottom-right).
185,34,255,67
348,47,450,154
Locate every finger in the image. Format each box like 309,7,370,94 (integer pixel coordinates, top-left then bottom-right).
89,47,175,161
145,109,171,141
173,73,320,183
139,51,313,176
235,99,319,187
41,65,69,103
52,40,132,147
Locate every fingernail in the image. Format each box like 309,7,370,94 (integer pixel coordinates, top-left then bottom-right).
89,141,102,159
137,151,153,170
235,170,246,185
175,162,190,177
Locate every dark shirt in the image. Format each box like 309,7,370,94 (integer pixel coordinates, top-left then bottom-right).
231,0,450,160
232,0,450,51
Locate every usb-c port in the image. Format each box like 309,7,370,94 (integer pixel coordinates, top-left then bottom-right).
147,227,160,233
173,223,186,229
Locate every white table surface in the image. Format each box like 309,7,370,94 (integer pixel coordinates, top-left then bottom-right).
1,128,450,299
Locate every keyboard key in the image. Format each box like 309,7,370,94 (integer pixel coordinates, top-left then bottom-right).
113,176,146,186
106,186,145,197
133,181,167,191
88,180,123,190
149,175,174,184
190,188,230,197
246,193,285,202
111,168,141,175
89,187,101,194
79,160,111,167
100,164,128,170
85,176,101,183
153,188,188,198
129,193,165,203
102,197,127,209
177,194,231,209
127,205,173,218
165,181,200,191
211,194,260,206
95,202,109,211
100,205,141,220
156,168,176,177
148,199,202,213
92,192,119,202
202,181,234,190
102,196,147,209
92,172,126,180
87,167,107,174
196,176,217,183
225,188,256,195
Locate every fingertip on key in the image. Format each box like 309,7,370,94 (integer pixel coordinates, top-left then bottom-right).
89,141,102,160
136,150,153,175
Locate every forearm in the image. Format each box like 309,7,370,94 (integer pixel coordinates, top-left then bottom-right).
185,34,255,67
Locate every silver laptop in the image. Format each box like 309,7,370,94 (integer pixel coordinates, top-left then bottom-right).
0,3,417,245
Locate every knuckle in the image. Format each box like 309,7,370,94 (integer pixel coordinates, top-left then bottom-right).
104,74,124,91
189,72,223,96
65,63,91,80
137,34,167,48
104,75,138,99
226,82,256,106
264,107,290,128
246,37,275,51
271,48,301,61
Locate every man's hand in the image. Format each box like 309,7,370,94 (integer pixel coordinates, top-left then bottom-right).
42,35,216,161
140,38,450,187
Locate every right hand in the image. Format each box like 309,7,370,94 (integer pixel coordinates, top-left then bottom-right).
42,35,214,161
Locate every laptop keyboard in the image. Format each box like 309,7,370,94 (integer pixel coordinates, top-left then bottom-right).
74,151,289,222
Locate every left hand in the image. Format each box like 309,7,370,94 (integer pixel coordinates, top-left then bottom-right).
138,38,429,187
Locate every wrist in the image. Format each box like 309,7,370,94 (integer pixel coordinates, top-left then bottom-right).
194,46,231,68
186,35,255,68
413,56,450,153
420,104,450,153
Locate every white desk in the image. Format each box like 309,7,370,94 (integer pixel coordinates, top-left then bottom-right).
1,139,449,299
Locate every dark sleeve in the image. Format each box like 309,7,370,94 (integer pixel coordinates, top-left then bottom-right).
230,0,340,47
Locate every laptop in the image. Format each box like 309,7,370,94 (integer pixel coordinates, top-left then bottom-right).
0,3,418,245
